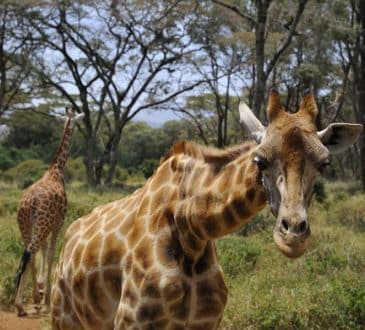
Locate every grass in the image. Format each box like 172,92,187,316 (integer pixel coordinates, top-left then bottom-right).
0,181,364,329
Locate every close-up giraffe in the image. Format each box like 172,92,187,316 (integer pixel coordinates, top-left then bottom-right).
14,109,84,317
50,90,361,330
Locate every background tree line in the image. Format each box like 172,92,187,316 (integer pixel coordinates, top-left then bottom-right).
0,0,365,188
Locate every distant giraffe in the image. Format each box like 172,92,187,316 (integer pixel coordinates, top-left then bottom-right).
14,108,84,317
51,90,361,329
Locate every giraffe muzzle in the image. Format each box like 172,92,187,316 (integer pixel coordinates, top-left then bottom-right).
273,217,311,258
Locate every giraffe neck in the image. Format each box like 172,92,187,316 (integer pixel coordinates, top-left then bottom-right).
153,141,267,258
48,118,74,179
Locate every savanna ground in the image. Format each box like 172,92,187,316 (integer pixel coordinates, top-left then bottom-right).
0,180,364,329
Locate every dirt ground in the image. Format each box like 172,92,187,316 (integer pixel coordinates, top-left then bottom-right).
0,307,46,330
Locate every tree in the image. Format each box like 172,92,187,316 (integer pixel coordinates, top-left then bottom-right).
0,3,34,119
22,0,205,185
212,0,309,117
183,1,249,147
181,93,241,146
353,0,365,190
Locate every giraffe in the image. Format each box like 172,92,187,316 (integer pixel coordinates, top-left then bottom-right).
14,108,84,317
51,90,362,330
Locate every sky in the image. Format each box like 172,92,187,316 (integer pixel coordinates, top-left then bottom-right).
133,109,180,127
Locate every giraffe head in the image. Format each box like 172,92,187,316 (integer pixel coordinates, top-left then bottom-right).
239,89,362,258
54,107,85,128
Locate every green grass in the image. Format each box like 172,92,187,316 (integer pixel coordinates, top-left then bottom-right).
0,181,364,329
217,185,365,330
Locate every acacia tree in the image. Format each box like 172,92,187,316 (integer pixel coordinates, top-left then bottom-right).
351,0,365,190
212,0,308,117
180,93,242,146
0,3,34,119
21,0,205,185
171,1,248,147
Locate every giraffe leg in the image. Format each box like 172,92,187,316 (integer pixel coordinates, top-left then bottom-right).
30,258,42,305
37,241,47,299
45,226,60,307
14,250,32,317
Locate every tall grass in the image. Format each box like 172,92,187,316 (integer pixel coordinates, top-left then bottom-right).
0,181,364,329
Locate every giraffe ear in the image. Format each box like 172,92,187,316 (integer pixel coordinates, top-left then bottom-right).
298,91,318,121
239,101,266,143
318,123,363,154
267,88,284,122
74,112,85,122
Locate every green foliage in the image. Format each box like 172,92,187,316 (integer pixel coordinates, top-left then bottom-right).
65,157,86,182
114,166,129,183
219,182,365,330
0,145,16,170
319,192,365,232
4,110,61,153
0,145,38,171
2,159,47,189
307,278,365,329
119,122,169,172
138,159,160,178
118,120,196,176
238,209,274,236
0,221,24,306
216,237,261,277
313,178,326,203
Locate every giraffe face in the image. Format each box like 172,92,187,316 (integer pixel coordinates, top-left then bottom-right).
66,108,85,127
53,108,85,128
239,90,362,258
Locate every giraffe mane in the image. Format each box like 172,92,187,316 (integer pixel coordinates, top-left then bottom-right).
49,116,73,169
161,140,256,166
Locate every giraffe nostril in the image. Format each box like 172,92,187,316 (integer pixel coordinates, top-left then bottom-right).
280,219,289,233
298,220,308,234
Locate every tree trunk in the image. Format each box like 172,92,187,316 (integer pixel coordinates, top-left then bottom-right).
84,137,96,186
216,114,224,148
252,1,268,118
357,1,365,191
105,146,118,185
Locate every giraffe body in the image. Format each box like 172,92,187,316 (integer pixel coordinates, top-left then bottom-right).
14,109,84,317
51,90,362,329
52,141,266,329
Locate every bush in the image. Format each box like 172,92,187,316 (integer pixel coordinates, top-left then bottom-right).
238,209,275,236
138,159,160,178
313,179,326,202
2,159,47,188
308,278,365,329
216,237,261,278
114,166,129,183
65,157,86,182
305,246,348,275
0,225,25,306
326,194,365,232
0,145,16,170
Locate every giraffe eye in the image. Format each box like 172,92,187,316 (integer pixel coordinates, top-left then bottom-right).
254,156,268,171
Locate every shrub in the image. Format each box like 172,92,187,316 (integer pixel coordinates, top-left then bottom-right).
216,237,261,278
305,246,348,275
313,178,326,202
0,145,16,170
238,209,275,236
114,166,129,183
308,277,365,329
138,159,160,178
0,226,25,306
2,159,47,188
65,157,86,182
